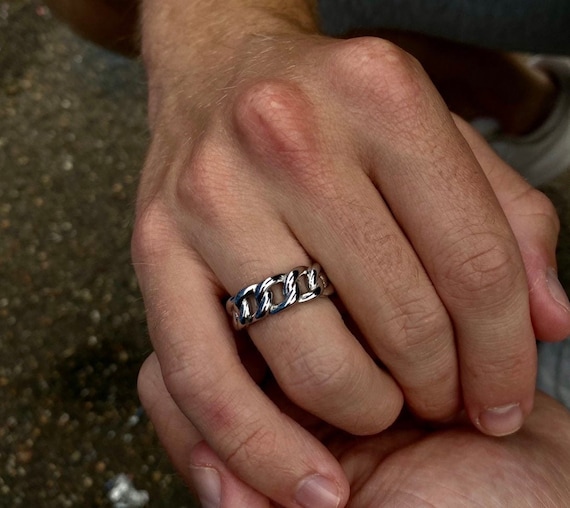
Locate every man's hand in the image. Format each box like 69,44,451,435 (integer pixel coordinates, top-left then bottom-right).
340,392,570,507
132,0,570,505
140,353,570,507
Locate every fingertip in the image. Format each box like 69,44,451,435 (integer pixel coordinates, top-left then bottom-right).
190,465,222,508
137,352,162,413
295,474,344,508
513,229,570,341
190,441,271,508
462,339,536,439
542,268,570,339
468,389,535,438
545,268,570,310
475,403,525,437
190,441,350,508
529,266,570,342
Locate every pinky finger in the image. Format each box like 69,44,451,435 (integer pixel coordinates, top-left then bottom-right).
138,353,271,508
453,115,570,342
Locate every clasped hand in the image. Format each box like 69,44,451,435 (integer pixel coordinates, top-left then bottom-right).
133,34,570,507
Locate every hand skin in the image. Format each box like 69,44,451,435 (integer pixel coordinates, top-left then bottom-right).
46,0,570,505
140,352,570,507
127,0,570,506
137,119,570,507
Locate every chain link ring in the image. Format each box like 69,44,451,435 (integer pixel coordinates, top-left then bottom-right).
226,263,334,330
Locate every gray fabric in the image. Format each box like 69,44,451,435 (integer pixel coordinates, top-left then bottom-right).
538,339,570,409
319,0,570,55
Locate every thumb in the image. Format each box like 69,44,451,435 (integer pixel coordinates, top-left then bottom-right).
138,353,270,508
455,116,570,342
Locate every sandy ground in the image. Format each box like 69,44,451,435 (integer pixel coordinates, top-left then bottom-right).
1,1,570,507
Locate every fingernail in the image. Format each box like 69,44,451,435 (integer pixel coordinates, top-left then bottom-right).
190,466,221,508
546,267,570,311
295,474,341,508
477,403,523,437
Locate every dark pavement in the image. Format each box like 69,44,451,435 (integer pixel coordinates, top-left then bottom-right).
1,1,194,506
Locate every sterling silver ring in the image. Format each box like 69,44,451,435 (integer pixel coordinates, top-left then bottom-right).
226,263,334,330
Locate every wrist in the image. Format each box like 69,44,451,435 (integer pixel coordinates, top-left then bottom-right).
141,0,318,96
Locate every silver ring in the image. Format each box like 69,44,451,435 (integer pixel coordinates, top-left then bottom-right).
226,263,334,330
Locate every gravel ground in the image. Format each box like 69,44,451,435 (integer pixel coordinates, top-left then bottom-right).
1,1,195,506
1,2,570,508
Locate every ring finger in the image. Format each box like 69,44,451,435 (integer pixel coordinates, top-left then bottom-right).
193,205,403,435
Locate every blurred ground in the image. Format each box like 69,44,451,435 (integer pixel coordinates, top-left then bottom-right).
0,1,195,506
1,1,570,508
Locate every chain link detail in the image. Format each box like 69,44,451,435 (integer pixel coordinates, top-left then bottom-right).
226,263,334,330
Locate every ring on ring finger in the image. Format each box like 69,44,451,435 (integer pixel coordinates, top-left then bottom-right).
226,263,334,330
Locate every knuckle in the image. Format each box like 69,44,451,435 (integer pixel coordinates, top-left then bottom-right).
368,292,458,420
331,37,425,116
232,79,320,174
131,200,175,265
137,355,160,413
440,233,522,301
159,344,202,397
325,202,408,273
466,347,530,383
162,354,286,468
526,188,560,234
333,37,410,78
224,423,279,470
174,139,236,225
156,327,215,401
281,346,358,403
377,295,451,359
159,343,242,433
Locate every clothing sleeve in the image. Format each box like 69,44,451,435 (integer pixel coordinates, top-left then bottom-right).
319,0,570,55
